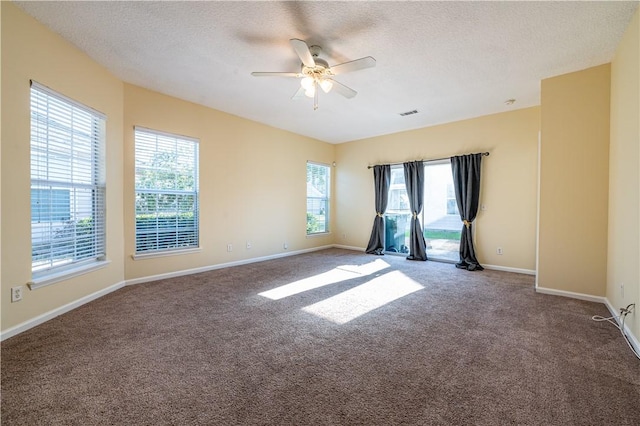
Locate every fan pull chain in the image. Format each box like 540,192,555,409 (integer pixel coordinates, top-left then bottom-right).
313,81,319,110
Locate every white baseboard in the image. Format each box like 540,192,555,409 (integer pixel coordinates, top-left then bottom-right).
532,288,640,356
332,248,537,275
332,244,365,252
483,264,536,275
126,245,335,286
604,298,640,356
535,286,607,303
0,280,126,342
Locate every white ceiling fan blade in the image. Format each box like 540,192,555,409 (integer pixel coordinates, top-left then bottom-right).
330,79,357,99
291,87,306,100
251,72,301,77
330,56,376,75
290,38,316,68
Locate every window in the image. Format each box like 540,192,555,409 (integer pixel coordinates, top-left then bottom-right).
30,81,106,279
134,127,199,254
31,188,71,222
306,162,330,234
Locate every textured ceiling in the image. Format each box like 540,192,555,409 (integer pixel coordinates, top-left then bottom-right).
14,1,639,144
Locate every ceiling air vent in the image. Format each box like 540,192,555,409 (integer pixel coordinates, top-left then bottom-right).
399,109,418,116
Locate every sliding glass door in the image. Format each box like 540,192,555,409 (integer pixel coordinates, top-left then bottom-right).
384,161,461,261
384,167,411,254
423,161,460,261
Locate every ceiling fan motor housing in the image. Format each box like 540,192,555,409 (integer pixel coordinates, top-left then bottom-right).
300,45,332,78
309,45,323,57
302,57,332,78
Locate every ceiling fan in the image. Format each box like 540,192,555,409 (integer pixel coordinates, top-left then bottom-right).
251,39,376,110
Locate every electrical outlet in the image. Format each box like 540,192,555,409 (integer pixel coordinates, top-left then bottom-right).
246,241,251,250
11,286,23,303
496,247,503,255
227,244,233,252
283,242,288,250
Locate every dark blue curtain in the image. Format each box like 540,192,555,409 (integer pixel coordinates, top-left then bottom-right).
451,154,484,271
403,161,427,261
365,165,391,255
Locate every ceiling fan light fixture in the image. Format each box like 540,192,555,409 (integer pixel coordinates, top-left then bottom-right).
319,79,333,93
304,85,316,98
301,76,314,91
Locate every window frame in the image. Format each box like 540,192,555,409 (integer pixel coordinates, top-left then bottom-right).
29,81,108,289
306,161,331,236
133,126,200,257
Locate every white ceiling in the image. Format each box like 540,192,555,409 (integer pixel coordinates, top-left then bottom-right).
15,1,639,144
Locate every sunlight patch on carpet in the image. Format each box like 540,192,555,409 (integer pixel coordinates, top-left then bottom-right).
301,270,424,324
258,259,390,300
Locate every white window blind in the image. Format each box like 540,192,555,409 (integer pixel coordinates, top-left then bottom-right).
306,162,330,234
30,81,107,278
134,127,199,254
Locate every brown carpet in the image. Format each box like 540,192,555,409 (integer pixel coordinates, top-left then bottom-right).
2,248,639,425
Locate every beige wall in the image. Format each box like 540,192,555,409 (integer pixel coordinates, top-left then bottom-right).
608,8,639,339
123,84,334,280
538,64,611,296
1,3,125,330
0,2,3,316
335,107,540,271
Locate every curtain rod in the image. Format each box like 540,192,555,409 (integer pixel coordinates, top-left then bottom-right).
367,152,489,169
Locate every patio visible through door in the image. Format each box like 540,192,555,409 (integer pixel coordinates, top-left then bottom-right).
384,161,461,262
423,161,460,261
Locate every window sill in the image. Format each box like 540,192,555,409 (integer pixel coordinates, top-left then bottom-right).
306,232,331,238
28,260,111,290
131,247,201,260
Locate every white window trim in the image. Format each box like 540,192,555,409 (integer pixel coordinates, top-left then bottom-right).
134,126,198,144
306,232,331,238
28,259,111,290
30,81,106,119
134,126,200,254
30,80,107,283
306,160,331,236
131,247,201,260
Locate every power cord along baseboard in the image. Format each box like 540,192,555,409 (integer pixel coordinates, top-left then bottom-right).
592,303,639,360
